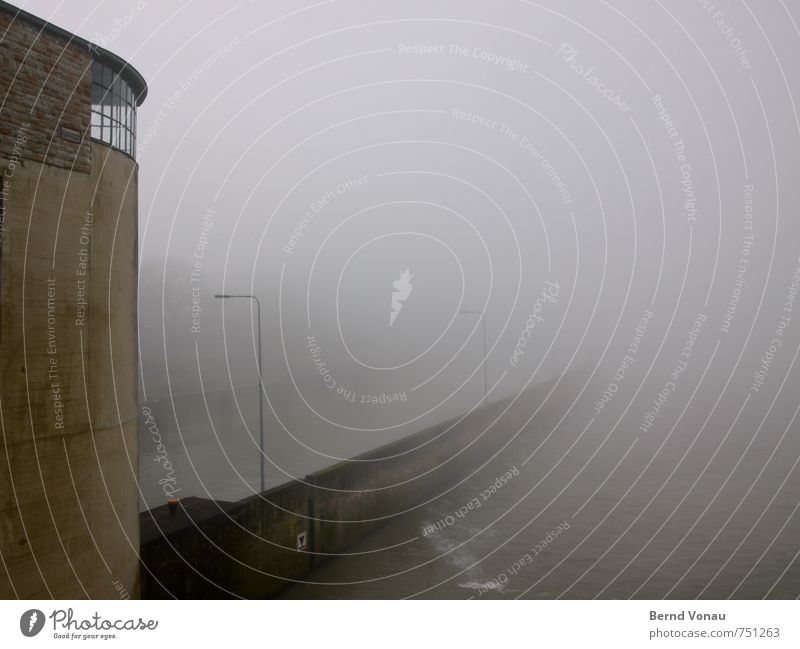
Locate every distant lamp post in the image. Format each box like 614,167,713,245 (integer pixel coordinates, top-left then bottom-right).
214,293,266,493
460,310,488,407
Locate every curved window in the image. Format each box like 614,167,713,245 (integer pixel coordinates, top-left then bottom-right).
91,62,137,158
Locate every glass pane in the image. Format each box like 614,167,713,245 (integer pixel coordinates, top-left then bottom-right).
102,64,112,88
91,82,104,106
113,80,122,121
101,115,111,144
92,62,102,85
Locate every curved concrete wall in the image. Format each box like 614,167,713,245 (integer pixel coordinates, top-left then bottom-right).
0,143,139,598
139,372,587,598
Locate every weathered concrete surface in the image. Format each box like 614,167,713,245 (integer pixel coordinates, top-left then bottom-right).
139,374,573,599
0,144,140,598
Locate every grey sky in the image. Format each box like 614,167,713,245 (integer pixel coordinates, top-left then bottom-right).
18,1,800,495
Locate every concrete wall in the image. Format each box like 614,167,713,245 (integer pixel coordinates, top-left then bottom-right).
0,6,92,173
0,142,140,598
139,376,568,599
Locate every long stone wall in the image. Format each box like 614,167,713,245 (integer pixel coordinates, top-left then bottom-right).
140,374,570,598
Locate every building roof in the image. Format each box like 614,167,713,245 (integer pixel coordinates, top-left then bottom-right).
0,0,147,105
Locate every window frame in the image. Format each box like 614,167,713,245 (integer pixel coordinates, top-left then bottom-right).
90,61,137,158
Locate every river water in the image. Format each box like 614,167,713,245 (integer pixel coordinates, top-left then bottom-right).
278,378,800,599
138,373,800,599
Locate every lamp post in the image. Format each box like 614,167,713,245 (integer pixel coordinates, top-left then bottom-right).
214,293,265,493
460,310,488,407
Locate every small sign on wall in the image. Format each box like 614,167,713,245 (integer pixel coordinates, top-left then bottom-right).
60,124,81,143
297,531,307,551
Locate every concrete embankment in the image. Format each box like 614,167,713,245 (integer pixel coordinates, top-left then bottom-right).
140,374,574,598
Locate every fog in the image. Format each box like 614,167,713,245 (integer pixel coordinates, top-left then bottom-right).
24,0,800,579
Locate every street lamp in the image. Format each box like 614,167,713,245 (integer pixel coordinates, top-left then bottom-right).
460,310,488,407
214,293,266,493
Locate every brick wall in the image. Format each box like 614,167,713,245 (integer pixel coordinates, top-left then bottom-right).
0,7,91,174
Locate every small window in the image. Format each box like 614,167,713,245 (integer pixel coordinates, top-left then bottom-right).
91,61,138,157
